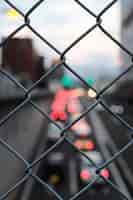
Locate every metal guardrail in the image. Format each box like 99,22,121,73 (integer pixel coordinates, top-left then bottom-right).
0,0,133,199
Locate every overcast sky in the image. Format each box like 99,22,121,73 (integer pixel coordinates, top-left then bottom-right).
0,0,121,70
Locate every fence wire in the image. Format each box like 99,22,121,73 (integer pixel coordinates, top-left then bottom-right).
0,0,133,199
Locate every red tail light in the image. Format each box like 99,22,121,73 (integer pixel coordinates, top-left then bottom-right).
85,140,95,151
59,112,67,121
100,169,110,179
50,111,59,121
80,169,90,181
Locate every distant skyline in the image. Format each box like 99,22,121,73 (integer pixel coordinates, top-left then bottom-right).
0,0,121,68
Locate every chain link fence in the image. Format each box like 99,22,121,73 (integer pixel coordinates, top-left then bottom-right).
0,0,133,199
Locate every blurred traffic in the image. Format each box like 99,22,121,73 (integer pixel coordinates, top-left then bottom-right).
0,1,133,199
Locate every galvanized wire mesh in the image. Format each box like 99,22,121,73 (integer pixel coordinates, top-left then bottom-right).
0,0,133,199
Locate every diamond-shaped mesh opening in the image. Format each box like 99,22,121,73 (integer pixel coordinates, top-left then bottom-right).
30,139,75,199
100,67,133,124
29,0,95,52
0,100,49,156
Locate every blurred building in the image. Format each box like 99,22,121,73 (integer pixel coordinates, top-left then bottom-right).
120,0,133,76
1,37,48,89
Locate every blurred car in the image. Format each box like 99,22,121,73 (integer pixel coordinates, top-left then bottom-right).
79,151,109,185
